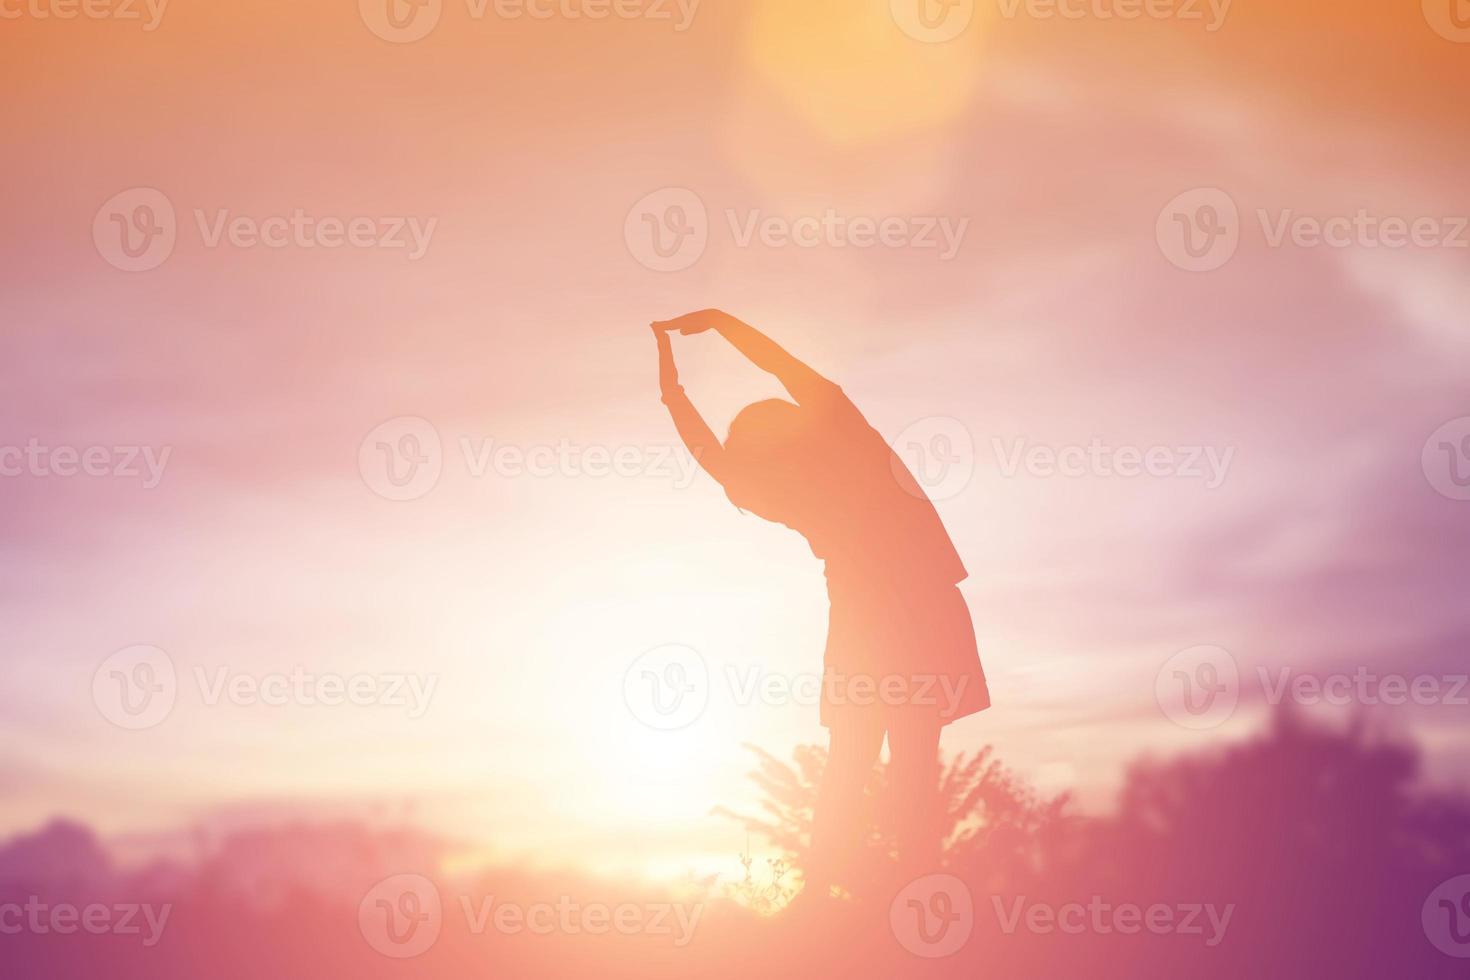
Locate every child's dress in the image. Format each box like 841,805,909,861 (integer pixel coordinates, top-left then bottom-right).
727,380,991,729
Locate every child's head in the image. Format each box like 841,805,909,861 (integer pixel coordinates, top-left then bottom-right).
721,399,821,525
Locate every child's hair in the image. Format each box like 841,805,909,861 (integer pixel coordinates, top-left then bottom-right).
725,398,809,460
721,399,821,522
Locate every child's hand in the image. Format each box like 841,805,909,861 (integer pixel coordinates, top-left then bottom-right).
653,324,679,392
652,309,731,336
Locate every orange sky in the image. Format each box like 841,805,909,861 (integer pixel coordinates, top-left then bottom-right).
2,0,1468,879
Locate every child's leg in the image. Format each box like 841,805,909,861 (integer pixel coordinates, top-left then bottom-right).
805,716,885,897
887,714,944,878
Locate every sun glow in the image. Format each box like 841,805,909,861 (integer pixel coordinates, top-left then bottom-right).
740,0,988,145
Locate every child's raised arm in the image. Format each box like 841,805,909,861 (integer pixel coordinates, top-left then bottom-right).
652,325,729,485
653,309,837,407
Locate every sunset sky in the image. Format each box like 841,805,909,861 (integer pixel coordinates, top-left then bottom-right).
2,0,1468,881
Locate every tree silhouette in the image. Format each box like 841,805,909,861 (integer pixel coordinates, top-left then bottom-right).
716,709,1470,978
714,739,1070,899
